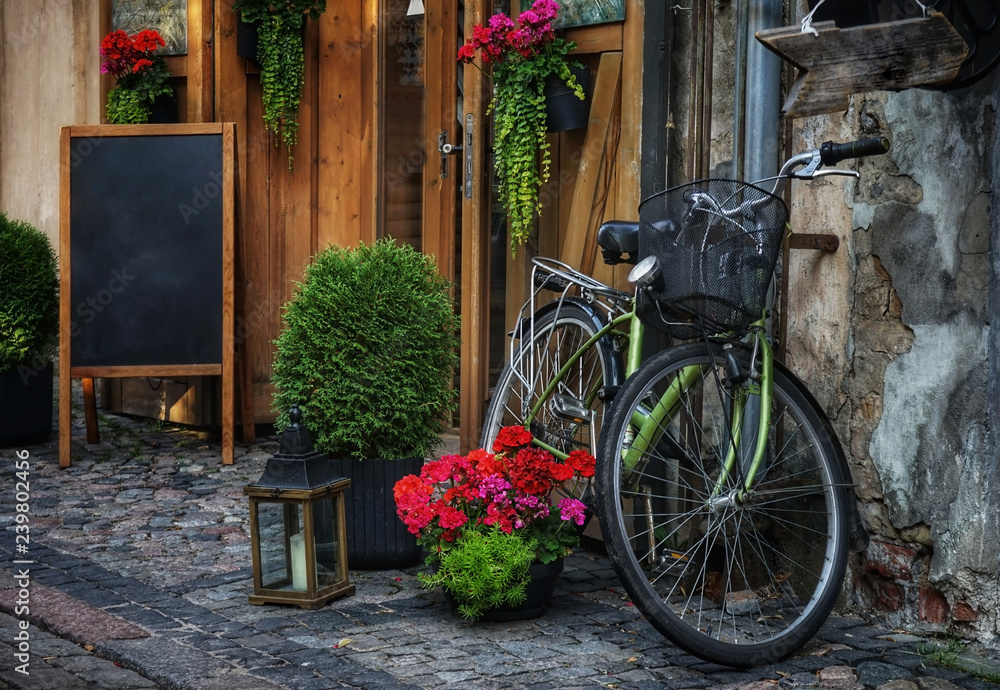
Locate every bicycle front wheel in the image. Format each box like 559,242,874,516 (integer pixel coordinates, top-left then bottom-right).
596,341,851,666
482,299,622,463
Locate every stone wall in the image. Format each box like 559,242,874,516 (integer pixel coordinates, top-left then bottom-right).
785,75,1000,643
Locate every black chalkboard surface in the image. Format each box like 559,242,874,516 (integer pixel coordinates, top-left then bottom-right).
69,133,224,367
59,123,238,467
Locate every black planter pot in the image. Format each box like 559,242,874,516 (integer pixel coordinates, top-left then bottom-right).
544,65,591,132
443,558,564,622
0,361,54,447
149,93,179,124
328,456,424,570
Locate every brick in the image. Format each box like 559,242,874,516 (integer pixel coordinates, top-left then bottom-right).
873,581,905,612
918,587,949,624
864,541,917,581
952,601,978,622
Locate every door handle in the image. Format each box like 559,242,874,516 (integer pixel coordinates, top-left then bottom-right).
438,131,463,178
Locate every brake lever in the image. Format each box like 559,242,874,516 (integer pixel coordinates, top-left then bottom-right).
792,168,860,180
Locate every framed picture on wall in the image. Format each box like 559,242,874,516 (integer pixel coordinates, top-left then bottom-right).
553,0,625,29
112,0,188,54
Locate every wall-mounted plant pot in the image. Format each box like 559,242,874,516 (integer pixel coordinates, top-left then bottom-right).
149,93,180,124
235,15,309,67
236,16,259,64
328,456,424,570
0,361,53,447
544,65,591,133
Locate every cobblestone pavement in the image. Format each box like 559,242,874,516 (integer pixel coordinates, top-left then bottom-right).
1,392,999,689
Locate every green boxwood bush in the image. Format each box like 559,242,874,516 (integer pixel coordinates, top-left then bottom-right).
0,213,59,371
272,238,460,460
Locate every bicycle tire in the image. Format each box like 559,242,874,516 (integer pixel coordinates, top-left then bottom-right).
481,299,623,479
595,341,851,667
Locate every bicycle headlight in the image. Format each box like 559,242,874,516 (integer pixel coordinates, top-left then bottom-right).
628,255,660,289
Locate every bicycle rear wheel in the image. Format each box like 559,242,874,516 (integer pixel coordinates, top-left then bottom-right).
481,299,622,468
596,341,851,666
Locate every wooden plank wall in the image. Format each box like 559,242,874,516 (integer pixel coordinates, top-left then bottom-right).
102,0,646,427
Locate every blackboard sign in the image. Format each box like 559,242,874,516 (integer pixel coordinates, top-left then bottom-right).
69,133,224,366
59,123,237,466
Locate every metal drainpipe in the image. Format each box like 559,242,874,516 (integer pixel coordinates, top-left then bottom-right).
743,0,783,184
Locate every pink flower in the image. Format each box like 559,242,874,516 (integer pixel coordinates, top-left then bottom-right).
559,498,587,526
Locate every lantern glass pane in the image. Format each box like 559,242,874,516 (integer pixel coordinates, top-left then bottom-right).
312,495,342,586
255,501,307,592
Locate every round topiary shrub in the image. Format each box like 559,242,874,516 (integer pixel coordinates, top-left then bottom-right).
0,213,59,371
272,238,461,460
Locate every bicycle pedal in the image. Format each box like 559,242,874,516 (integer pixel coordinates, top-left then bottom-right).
550,395,593,423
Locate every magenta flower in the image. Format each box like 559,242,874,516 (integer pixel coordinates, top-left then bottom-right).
559,498,587,526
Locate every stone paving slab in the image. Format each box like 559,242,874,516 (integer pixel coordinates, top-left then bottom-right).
0,386,999,689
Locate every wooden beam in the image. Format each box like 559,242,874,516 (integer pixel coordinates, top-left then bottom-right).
616,0,644,221
559,52,623,272
459,0,492,454
567,23,623,54
788,233,839,252
756,12,967,118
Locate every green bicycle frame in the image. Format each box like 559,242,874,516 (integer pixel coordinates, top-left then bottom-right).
525,305,645,460
621,316,774,496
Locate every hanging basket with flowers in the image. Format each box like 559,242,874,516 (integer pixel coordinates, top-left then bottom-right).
100,29,174,124
394,425,595,620
458,0,587,254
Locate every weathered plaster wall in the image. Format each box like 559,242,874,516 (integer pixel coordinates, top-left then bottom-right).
786,76,999,641
0,0,100,245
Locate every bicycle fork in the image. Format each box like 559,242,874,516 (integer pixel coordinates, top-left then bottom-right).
620,326,774,566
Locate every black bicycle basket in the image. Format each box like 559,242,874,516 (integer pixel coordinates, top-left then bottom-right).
636,180,788,340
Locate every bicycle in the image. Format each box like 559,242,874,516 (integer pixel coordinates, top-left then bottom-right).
482,137,890,666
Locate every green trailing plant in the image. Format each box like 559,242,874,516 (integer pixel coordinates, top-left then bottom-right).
458,0,584,254
0,213,59,371
100,29,174,124
271,238,461,460
420,527,537,620
233,0,327,169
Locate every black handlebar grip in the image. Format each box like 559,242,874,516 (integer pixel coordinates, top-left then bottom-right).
820,137,890,165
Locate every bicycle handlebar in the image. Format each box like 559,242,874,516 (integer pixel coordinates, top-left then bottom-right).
819,137,891,166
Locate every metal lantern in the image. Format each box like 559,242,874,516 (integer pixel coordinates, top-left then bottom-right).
244,405,355,608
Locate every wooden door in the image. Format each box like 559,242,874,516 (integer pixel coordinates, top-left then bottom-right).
378,0,494,451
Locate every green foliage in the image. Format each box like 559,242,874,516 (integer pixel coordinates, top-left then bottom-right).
105,56,173,125
0,214,59,371
233,0,327,169
271,238,461,460
491,56,583,254
420,527,536,620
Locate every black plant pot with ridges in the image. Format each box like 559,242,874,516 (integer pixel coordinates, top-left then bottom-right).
0,361,53,447
328,456,424,570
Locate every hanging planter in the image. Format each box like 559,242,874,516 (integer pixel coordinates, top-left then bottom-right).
458,0,587,254
232,0,327,169
544,64,590,132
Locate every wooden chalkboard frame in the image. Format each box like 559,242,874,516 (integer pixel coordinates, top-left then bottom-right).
59,123,238,467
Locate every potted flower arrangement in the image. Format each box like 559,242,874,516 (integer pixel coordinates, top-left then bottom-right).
100,28,174,124
232,0,327,169
0,213,59,446
458,0,588,253
271,238,461,569
394,425,595,620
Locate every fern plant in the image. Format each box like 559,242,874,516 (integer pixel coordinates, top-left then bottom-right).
458,0,584,253
233,0,327,169
421,527,537,620
271,238,460,460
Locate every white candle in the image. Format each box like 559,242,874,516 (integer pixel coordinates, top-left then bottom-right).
290,533,307,591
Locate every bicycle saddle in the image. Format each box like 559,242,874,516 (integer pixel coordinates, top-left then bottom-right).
597,221,639,265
